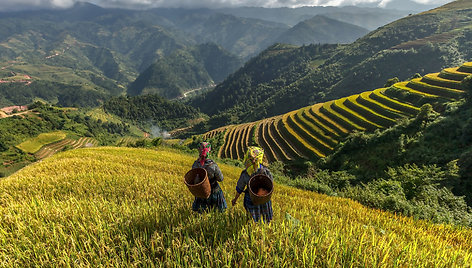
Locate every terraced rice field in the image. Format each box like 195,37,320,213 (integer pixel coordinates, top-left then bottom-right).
16,131,67,154
201,62,470,162
35,137,97,159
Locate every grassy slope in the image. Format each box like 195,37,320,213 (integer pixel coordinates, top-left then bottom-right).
1,147,470,266
15,131,66,154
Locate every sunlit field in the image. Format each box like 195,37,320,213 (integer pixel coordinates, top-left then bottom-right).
0,147,471,266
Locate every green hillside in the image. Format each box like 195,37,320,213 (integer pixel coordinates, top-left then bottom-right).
193,0,472,127
1,146,470,266
103,94,202,131
128,43,242,99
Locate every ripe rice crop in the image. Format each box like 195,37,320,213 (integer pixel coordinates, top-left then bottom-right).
407,78,464,99
422,73,463,90
321,101,365,132
333,98,383,130
0,147,470,266
309,104,348,136
273,118,302,160
371,88,419,115
257,120,277,162
438,68,470,81
344,96,396,127
358,91,408,118
392,82,439,98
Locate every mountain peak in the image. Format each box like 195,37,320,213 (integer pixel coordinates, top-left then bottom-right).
70,2,103,10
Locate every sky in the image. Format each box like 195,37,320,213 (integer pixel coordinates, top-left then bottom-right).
0,0,454,11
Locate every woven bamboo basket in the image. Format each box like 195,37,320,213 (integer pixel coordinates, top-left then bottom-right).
248,174,273,205
184,168,211,199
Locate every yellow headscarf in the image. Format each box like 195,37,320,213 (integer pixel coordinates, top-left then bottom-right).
243,146,264,175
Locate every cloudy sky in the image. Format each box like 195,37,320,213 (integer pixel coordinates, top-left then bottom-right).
0,0,454,11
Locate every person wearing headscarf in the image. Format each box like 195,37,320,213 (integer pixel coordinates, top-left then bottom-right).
231,146,273,223
191,141,227,212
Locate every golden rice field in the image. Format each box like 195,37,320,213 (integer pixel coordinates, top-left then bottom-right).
1,147,471,266
207,62,471,162
16,131,67,154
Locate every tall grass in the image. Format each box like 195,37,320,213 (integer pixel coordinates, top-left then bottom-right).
1,147,471,266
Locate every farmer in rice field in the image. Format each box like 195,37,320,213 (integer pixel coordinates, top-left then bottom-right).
191,142,227,213
231,146,273,223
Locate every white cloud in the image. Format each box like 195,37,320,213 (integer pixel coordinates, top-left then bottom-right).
0,0,455,11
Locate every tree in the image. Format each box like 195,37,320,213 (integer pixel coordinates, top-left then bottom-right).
384,77,400,87
462,75,472,95
0,140,8,152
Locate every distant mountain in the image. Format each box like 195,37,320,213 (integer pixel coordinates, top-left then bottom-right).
128,43,242,99
375,0,439,11
149,8,289,59
275,15,369,45
217,6,411,30
192,0,472,128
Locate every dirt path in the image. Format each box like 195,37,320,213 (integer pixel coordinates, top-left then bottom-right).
177,83,216,100
0,110,32,119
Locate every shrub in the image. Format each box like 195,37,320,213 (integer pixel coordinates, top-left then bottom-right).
384,77,400,87
461,75,472,92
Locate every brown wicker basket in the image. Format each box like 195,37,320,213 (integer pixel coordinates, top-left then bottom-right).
248,174,273,205
184,168,211,199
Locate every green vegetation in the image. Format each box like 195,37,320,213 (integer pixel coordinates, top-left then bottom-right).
128,43,242,99
16,131,66,154
103,94,201,131
0,80,109,107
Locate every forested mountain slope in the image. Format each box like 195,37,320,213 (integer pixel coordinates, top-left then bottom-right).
127,43,242,99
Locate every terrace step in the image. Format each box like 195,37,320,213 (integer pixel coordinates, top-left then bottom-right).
295,108,338,148
309,104,348,136
257,121,277,162
320,101,365,132
344,96,397,127
302,104,342,139
370,88,419,116
421,73,463,90
332,98,385,130
438,68,470,81
286,111,333,155
264,119,293,161
279,113,321,159
407,78,464,99
357,91,407,119
270,119,300,160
